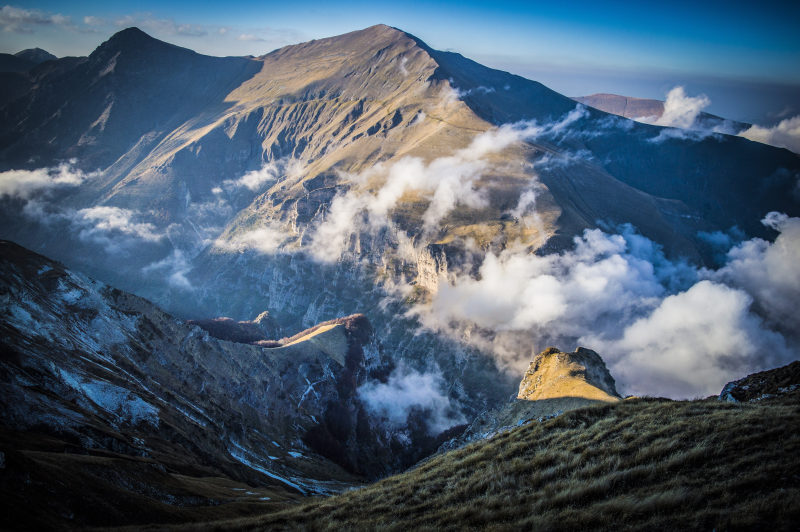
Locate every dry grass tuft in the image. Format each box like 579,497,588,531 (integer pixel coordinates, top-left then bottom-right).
177,395,800,531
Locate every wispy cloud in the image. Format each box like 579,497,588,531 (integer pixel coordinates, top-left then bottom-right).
309,107,588,262
636,85,800,153
142,249,193,290
358,363,465,434
0,162,92,198
113,13,209,37
214,225,287,254
221,159,303,192
237,33,264,42
0,5,72,33
75,206,163,254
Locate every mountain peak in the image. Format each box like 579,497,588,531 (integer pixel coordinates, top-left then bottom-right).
14,47,57,64
96,26,193,57
112,26,149,38
517,347,621,402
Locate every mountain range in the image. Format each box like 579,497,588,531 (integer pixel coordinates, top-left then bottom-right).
0,23,798,529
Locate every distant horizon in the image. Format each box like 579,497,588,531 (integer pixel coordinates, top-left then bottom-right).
2,1,799,126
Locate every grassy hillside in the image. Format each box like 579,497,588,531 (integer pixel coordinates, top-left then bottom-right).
182,395,800,531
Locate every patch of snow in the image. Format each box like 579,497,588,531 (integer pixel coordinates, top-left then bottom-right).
288,451,304,459
297,377,322,408
59,287,84,305
7,303,33,327
37,265,53,275
259,497,271,501
174,404,208,427
227,442,307,495
58,368,159,426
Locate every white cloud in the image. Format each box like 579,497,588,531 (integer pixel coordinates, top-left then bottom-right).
592,280,790,398
77,206,160,241
83,15,104,26
358,364,465,434
647,127,721,143
711,212,800,330
421,227,674,340
75,206,163,254
652,86,710,129
398,56,408,76
633,86,729,143
237,33,265,42
413,217,798,399
214,225,287,254
0,163,91,199
221,159,304,192
634,85,799,153
740,115,800,154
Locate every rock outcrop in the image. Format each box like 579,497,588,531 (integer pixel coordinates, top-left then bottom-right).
719,360,800,403
517,346,620,402
440,347,620,451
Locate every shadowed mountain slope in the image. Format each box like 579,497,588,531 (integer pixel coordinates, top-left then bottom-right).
0,240,444,528
0,28,261,171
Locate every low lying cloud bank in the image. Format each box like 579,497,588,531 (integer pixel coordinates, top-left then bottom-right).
0,162,95,199
1,110,796,408
739,116,800,154
414,213,799,399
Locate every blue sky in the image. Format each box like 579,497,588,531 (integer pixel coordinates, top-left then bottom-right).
2,1,799,124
